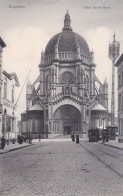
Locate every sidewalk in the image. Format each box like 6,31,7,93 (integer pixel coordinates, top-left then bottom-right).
0,142,33,154
103,138,123,150
82,134,123,150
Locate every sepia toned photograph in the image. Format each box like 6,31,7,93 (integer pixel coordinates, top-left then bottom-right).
0,0,123,195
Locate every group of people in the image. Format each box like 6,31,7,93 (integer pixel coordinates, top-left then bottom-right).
18,135,32,144
0,134,33,150
71,134,79,143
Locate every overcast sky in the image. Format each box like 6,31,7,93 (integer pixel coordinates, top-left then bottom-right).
0,0,123,119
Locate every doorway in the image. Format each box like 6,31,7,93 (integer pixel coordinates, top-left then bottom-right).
64,126,71,135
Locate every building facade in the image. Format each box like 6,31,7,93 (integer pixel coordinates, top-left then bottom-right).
1,71,20,140
115,53,123,143
21,12,109,138
0,37,6,135
0,37,20,140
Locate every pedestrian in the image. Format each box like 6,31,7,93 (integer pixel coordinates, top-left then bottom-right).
1,136,6,149
12,138,15,144
29,135,32,144
76,135,79,143
102,130,105,143
39,134,41,142
71,134,75,141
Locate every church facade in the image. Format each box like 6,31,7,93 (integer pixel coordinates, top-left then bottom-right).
21,12,109,138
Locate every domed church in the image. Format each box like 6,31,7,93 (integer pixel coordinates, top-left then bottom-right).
21,11,109,138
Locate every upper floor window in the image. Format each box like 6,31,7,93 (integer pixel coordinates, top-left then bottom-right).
12,86,14,102
118,74,121,88
118,93,121,110
4,79,7,99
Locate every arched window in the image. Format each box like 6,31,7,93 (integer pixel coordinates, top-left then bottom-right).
46,75,50,90
62,53,64,59
85,75,89,92
59,53,61,58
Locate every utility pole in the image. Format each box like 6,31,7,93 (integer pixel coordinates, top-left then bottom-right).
108,33,120,126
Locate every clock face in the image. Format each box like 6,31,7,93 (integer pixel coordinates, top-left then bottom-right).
61,71,74,84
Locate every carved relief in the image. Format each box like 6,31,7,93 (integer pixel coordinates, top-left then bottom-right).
63,85,72,96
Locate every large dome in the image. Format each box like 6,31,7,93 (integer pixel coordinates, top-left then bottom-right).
44,12,90,64
45,31,90,56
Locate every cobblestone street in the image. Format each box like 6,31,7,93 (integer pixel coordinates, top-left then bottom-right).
0,139,123,196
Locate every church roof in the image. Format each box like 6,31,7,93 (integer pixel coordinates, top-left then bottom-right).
0,37,6,48
91,101,107,111
45,12,90,57
29,102,43,111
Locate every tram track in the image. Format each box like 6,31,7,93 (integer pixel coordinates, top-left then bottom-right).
84,141,123,162
79,141,123,179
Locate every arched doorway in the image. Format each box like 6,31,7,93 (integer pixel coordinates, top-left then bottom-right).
53,104,81,135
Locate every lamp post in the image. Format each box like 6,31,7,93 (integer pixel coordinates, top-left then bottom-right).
108,33,120,126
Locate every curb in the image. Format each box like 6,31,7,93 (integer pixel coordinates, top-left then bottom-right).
103,143,123,150
0,144,34,155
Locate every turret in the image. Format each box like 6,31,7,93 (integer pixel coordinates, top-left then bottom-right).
40,50,45,65
90,50,95,64
26,79,32,110
62,10,72,31
103,77,108,109
26,79,32,94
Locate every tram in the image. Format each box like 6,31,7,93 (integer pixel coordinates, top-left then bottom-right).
88,126,118,142
106,126,118,140
88,129,101,142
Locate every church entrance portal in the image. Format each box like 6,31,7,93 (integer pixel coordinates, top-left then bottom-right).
53,104,81,135
64,126,71,135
